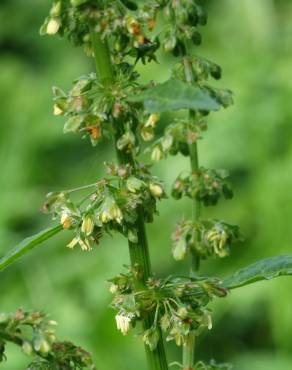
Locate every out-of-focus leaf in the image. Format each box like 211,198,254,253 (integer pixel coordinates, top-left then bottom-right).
0,226,63,271
223,255,292,289
127,79,221,113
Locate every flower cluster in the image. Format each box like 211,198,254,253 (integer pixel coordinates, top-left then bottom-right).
149,118,207,161
162,0,207,54
172,168,233,206
172,219,242,261
109,270,227,350
53,66,142,147
43,163,165,250
40,0,162,62
0,309,95,369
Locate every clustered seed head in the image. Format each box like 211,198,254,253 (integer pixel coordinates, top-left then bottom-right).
172,168,233,206
109,268,227,350
172,219,242,260
43,162,166,251
0,309,95,369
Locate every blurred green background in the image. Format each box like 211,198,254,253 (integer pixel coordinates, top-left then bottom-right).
1,0,292,369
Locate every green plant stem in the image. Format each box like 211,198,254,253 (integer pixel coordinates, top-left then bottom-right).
182,54,202,370
0,331,23,347
182,332,196,370
183,56,201,274
91,30,169,370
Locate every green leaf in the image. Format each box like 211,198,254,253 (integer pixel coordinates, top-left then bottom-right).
223,255,292,289
0,225,63,271
64,116,83,133
127,79,221,113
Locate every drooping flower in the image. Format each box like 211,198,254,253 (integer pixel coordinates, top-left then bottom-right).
81,215,94,235
115,313,132,335
60,212,72,229
98,197,123,224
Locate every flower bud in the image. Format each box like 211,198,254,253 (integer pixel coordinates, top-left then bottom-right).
177,306,188,319
50,1,62,17
39,340,50,355
141,127,154,142
145,113,160,128
147,18,156,31
149,183,163,198
81,216,94,235
99,197,123,224
53,104,63,116
126,16,141,35
60,212,72,229
46,18,61,35
151,146,163,161
164,35,177,52
109,284,119,294
172,238,187,261
126,177,143,193
22,341,33,356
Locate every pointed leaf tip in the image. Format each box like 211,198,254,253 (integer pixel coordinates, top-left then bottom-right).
223,254,292,289
0,225,63,271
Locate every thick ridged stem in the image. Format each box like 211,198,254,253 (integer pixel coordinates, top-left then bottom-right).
181,55,202,370
91,31,169,370
0,331,55,362
182,332,196,370
0,331,23,346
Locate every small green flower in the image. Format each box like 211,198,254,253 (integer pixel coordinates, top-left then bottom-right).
115,313,133,335
98,197,123,224
149,182,164,198
46,18,61,35
81,215,94,235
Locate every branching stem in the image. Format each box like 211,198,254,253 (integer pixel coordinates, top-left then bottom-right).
91,31,169,370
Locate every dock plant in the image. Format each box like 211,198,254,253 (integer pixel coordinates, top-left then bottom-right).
1,1,292,369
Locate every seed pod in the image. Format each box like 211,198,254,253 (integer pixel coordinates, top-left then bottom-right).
179,142,190,156
191,31,202,46
210,64,222,80
196,5,208,26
